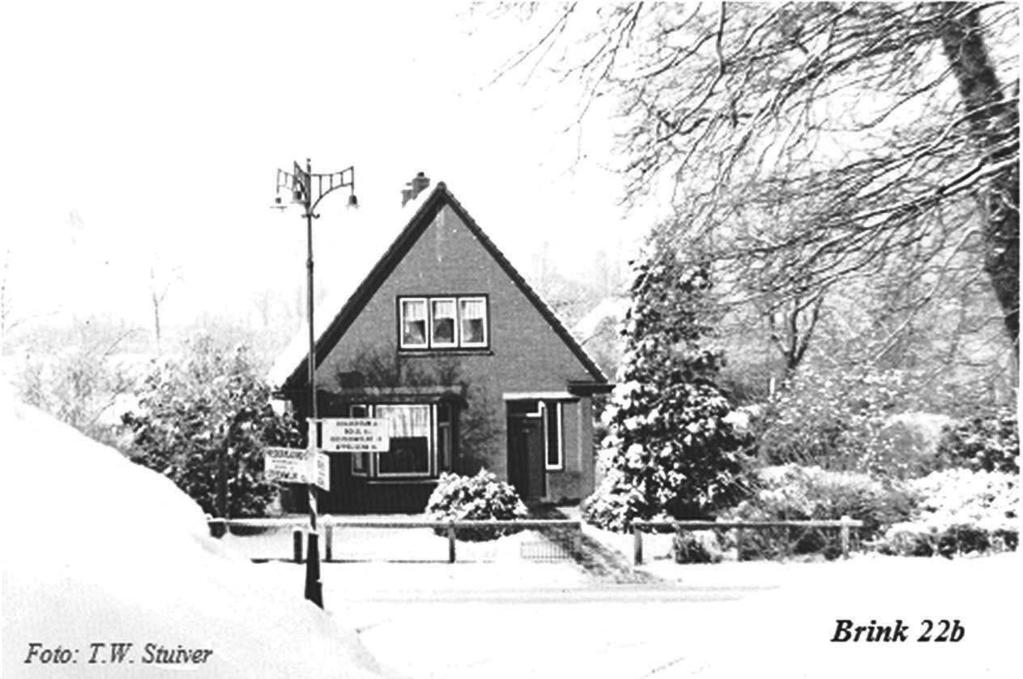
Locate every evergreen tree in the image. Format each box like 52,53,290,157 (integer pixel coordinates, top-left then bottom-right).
123,336,301,518
585,234,751,531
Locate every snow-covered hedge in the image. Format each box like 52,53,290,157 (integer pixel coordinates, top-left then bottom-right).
877,469,1018,557
425,470,528,541
720,464,915,560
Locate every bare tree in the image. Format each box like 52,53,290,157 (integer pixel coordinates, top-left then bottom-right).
497,2,1019,360
149,262,181,351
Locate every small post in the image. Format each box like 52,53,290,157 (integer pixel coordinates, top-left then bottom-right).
293,528,304,563
305,531,323,607
735,528,744,562
208,517,226,539
324,523,333,562
840,515,851,559
633,523,643,565
674,524,684,563
447,522,456,563
572,524,582,556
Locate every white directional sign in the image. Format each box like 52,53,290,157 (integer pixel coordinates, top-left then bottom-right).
264,448,330,491
319,418,389,453
313,451,330,492
264,447,310,484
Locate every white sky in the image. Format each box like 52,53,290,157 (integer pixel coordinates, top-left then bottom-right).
0,1,664,333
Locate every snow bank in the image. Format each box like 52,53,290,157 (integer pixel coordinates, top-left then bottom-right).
0,389,394,678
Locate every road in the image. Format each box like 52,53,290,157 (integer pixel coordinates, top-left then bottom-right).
316,555,1019,679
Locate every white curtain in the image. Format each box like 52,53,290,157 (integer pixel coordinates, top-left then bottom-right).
460,298,485,320
403,299,426,321
376,404,430,438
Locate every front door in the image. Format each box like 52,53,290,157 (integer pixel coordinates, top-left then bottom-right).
507,412,545,501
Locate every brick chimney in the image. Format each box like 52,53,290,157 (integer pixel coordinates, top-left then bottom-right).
401,171,431,207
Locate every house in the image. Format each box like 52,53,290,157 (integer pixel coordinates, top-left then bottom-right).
270,174,612,513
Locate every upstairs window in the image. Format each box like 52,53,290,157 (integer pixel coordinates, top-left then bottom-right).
430,298,457,348
398,295,489,350
400,298,428,349
459,297,488,347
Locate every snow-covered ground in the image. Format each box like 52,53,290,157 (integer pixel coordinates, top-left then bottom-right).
3,388,1017,678
0,391,396,679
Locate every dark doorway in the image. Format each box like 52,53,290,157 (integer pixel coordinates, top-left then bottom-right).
507,404,545,501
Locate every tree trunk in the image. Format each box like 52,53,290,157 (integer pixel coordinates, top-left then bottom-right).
939,4,1020,358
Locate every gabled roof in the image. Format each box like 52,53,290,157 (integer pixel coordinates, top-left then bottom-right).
271,182,608,392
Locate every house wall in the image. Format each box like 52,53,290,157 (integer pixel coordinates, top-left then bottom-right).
313,204,597,504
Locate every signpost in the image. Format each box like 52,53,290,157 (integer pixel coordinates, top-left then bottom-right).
263,447,330,491
320,418,389,453
262,416,388,608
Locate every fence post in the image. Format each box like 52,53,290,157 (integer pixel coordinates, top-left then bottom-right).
324,523,333,562
674,524,684,563
633,523,643,565
447,522,456,563
572,523,582,556
736,528,744,562
840,515,851,559
293,528,304,563
208,516,226,539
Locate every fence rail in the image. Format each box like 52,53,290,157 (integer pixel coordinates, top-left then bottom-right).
630,517,865,565
207,516,581,564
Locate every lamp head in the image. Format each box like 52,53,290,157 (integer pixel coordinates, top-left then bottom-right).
347,193,359,209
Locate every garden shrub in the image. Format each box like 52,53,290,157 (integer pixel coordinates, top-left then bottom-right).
425,470,528,541
757,366,934,477
936,407,1019,474
673,530,726,564
877,468,1018,557
720,465,915,560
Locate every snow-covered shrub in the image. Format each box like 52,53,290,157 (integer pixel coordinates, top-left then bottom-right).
586,237,752,531
721,465,914,560
425,470,528,541
877,469,1018,557
673,530,726,564
123,336,301,518
757,366,931,477
936,407,1019,474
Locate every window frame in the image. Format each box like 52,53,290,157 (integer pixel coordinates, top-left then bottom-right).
398,297,429,350
397,295,490,350
429,297,459,349
544,401,564,471
458,296,489,348
348,404,371,476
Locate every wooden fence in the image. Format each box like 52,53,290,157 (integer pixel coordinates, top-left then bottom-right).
207,517,581,564
630,517,865,565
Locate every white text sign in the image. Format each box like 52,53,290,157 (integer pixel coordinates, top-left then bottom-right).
319,418,389,453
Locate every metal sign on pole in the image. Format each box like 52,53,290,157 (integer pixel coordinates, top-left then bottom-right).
312,451,330,492
319,417,390,453
264,447,312,484
262,447,330,491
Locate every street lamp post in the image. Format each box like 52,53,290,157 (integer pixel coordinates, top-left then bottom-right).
273,158,357,608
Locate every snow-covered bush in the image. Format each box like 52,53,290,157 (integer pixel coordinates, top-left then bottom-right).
877,469,1018,557
673,530,726,564
721,465,914,559
425,470,528,541
123,336,301,518
936,407,1019,474
585,238,752,531
757,366,931,477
